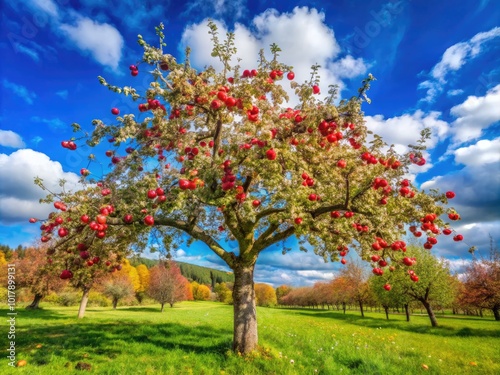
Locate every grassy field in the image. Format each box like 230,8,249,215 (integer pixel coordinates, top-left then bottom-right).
1,302,499,374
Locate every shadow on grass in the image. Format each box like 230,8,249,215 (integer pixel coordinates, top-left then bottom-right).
0,307,69,320
13,312,233,366
294,309,500,338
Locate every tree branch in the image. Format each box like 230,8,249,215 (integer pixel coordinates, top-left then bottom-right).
107,217,235,268
255,226,295,253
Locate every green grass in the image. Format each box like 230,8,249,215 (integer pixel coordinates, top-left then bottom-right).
1,302,499,374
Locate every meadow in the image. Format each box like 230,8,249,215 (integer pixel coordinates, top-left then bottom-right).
1,302,499,374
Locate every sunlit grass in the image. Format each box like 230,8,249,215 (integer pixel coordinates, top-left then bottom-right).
2,302,499,374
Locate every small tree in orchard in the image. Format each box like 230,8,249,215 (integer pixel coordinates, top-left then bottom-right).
34,23,465,353
148,261,190,311
6,247,65,309
136,264,150,303
370,272,412,320
339,261,373,317
459,259,500,320
382,246,454,327
102,273,135,309
254,283,277,307
275,285,292,305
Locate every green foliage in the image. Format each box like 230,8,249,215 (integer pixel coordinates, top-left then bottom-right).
2,303,499,374
88,291,112,307
57,291,80,306
214,282,233,303
178,262,234,286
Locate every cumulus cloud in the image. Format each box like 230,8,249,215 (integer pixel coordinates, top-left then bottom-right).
364,110,449,154
0,149,80,223
454,138,500,166
419,26,500,102
0,130,25,148
59,17,124,70
421,137,500,236
181,7,367,100
2,80,37,105
449,84,500,145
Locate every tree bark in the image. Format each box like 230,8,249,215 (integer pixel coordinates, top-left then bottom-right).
161,303,165,312
420,299,438,327
384,306,389,320
232,263,258,355
493,306,500,321
404,304,410,322
78,288,90,319
358,300,364,318
112,298,118,309
26,293,43,309
342,302,346,314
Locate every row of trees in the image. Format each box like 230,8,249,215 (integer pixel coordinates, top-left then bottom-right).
275,247,500,326
0,246,215,313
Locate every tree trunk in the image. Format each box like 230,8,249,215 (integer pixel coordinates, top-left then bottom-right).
342,302,346,314
420,299,438,327
26,293,43,309
358,300,364,318
493,306,500,321
112,298,118,309
404,304,410,322
479,308,483,318
78,288,90,319
161,303,165,312
232,264,258,355
384,306,389,320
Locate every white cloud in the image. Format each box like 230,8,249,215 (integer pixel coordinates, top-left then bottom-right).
447,89,464,97
182,0,247,21
2,80,37,105
0,130,25,148
59,17,123,70
14,43,40,62
365,110,449,154
0,149,80,223
449,84,500,145
29,0,60,19
330,55,368,78
181,7,367,100
296,270,335,280
419,26,500,102
454,138,500,167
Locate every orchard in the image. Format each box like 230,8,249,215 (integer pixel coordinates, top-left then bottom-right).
30,23,464,354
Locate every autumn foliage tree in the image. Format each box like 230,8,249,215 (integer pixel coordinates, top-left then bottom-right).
135,264,150,303
191,281,211,301
254,283,277,307
148,261,190,311
34,23,464,353
459,259,500,320
102,273,135,309
7,247,65,309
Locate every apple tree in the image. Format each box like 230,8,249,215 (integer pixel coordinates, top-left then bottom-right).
34,23,464,353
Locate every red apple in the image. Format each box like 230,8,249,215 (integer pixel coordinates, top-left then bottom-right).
287,71,295,80
445,191,455,199
341,258,346,265
144,215,154,226
383,284,391,291
252,200,261,207
294,217,303,225
147,189,157,199
337,160,346,168
266,149,277,160
60,270,73,280
312,85,320,94
111,108,120,115
123,214,133,224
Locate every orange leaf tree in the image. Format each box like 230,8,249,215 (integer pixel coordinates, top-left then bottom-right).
35,23,462,353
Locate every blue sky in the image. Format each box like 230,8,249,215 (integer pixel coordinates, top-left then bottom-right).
1,0,499,286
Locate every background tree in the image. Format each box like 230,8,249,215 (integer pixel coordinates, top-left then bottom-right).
459,259,500,320
330,276,351,313
4,246,65,309
102,273,135,308
383,246,454,327
37,23,462,353
214,282,233,303
135,264,150,303
254,283,277,307
148,261,190,311
191,281,211,301
370,273,411,320
275,285,292,305
340,261,372,317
